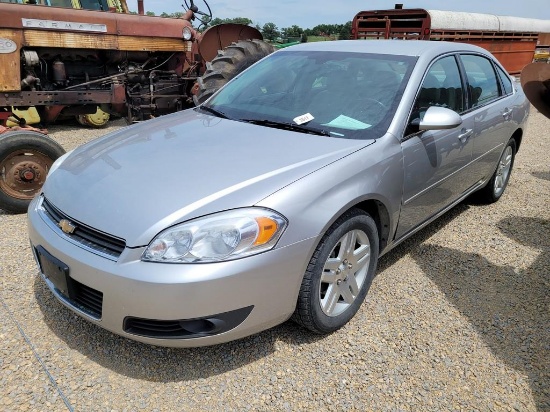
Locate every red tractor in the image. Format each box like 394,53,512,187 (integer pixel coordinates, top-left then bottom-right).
0,0,274,213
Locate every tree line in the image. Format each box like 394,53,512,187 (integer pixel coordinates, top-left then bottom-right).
143,11,352,42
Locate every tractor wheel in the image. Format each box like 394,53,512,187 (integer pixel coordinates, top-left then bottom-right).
194,39,275,105
0,131,65,214
76,106,110,128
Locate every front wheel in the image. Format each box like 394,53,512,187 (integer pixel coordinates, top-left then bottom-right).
293,209,379,334
475,138,516,204
0,131,65,214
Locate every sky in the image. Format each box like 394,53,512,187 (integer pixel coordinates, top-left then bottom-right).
125,0,550,28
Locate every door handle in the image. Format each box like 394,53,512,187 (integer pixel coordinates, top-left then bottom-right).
458,128,473,143
502,107,513,119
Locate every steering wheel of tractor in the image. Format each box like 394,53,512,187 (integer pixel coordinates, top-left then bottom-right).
183,0,213,27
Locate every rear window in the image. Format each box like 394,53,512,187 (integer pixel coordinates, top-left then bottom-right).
460,54,500,108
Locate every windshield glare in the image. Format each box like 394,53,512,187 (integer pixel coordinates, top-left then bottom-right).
205,50,416,139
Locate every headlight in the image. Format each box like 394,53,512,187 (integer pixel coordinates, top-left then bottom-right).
142,208,287,263
182,26,193,41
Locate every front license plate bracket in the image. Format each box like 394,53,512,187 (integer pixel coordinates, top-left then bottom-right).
35,245,74,298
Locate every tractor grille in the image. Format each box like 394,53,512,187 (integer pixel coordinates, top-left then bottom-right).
40,196,126,259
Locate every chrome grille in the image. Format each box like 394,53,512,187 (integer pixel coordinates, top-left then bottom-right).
40,196,126,259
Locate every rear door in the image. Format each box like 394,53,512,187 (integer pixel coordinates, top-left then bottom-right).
396,54,476,239
458,54,517,180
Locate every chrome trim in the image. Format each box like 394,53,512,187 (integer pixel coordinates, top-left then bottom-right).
36,196,120,262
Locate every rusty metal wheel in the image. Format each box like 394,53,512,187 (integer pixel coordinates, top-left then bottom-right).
76,106,110,128
0,131,65,214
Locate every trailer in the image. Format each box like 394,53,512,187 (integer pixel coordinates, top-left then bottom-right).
352,8,550,74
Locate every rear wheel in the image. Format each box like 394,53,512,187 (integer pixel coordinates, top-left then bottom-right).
194,39,274,105
293,209,379,334
0,131,65,214
475,138,516,203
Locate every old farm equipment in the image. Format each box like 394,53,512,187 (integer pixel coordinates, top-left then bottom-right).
0,0,274,213
521,62,550,120
351,8,550,75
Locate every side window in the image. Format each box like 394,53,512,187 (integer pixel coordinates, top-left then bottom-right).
496,64,513,95
460,54,500,108
408,55,464,130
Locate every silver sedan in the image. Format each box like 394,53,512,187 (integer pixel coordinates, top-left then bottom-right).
27,40,529,347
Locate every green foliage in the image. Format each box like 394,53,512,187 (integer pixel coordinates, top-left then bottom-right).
261,22,280,41
304,22,352,39
154,9,352,41
160,11,185,18
208,17,253,27
339,21,352,40
282,25,303,38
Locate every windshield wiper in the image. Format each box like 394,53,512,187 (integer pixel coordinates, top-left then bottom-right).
197,105,229,119
239,119,331,136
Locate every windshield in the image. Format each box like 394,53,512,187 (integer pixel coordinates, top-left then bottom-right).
203,50,416,139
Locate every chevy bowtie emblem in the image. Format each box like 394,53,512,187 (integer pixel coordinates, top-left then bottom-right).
59,219,77,234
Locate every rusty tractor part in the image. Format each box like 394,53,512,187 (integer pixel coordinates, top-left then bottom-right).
0,0,274,213
76,106,111,127
521,62,550,120
351,8,550,75
0,130,65,214
0,0,273,125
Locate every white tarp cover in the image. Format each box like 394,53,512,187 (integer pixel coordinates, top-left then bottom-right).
428,10,550,33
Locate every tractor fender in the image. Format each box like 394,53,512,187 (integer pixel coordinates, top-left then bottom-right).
198,23,264,62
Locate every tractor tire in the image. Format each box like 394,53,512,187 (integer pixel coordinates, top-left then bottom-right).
194,39,275,105
0,131,65,214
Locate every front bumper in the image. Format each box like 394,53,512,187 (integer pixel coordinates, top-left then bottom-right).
27,196,316,347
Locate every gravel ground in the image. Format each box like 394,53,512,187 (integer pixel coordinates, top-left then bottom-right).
1,110,548,412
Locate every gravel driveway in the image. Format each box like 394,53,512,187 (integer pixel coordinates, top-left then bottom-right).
1,110,548,411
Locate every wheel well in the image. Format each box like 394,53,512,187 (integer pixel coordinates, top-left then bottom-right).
511,128,523,152
353,199,391,253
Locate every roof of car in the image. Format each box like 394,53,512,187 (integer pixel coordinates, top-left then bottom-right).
281,40,489,58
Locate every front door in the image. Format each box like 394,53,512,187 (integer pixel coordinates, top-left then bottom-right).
396,54,475,239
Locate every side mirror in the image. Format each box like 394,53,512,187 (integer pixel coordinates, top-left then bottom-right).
419,106,462,130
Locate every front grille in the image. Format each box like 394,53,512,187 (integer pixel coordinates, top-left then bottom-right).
124,306,254,339
70,279,103,319
40,197,126,259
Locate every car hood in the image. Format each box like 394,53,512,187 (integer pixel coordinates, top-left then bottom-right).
43,110,373,246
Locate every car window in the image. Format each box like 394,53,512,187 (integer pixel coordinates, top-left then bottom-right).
406,55,464,135
206,51,416,140
496,64,513,95
459,54,500,108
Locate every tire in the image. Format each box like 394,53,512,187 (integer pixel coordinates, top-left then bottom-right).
0,131,66,214
194,39,275,105
293,209,379,334
475,138,516,204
